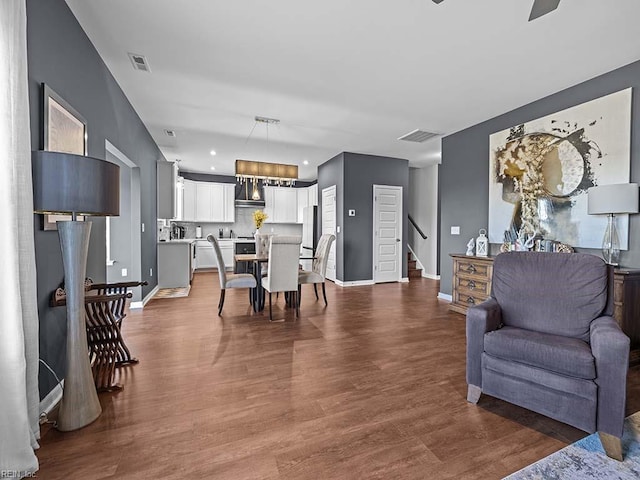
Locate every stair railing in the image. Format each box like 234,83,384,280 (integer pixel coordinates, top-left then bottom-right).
408,214,428,240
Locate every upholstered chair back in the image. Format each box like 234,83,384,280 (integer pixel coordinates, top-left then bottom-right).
255,234,272,257
491,252,610,341
266,235,302,292
313,234,336,278
207,235,227,288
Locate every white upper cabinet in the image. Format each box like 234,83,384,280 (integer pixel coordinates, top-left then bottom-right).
192,181,235,222
264,186,298,223
182,179,197,222
297,188,309,223
308,183,318,207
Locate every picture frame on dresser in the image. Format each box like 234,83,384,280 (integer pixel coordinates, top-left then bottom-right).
41,83,87,230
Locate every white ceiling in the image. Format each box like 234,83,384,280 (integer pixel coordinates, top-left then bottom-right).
65,0,640,181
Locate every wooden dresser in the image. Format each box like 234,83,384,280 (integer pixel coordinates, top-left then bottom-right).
449,254,495,315
449,253,640,366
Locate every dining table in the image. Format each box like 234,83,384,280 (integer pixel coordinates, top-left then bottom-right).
234,253,314,313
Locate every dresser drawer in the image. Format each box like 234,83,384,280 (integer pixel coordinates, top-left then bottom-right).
456,276,490,296
455,258,491,278
453,290,488,309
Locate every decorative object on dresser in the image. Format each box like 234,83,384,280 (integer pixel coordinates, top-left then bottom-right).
587,183,639,265
465,238,475,256
475,229,488,257
466,252,629,461
489,88,632,250
32,150,120,431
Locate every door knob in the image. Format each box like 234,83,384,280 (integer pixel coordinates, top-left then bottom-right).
396,238,400,242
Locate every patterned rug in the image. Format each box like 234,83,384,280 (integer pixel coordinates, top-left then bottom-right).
153,285,191,299
505,412,640,479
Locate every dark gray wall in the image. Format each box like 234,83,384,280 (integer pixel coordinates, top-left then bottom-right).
27,0,164,399
318,152,409,282
318,153,345,279
439,59,640,295
343,153,409,281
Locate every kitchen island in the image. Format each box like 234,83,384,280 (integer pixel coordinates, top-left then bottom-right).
157,239,195,288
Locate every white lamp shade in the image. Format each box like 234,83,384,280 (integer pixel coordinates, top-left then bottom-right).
587,183,639,215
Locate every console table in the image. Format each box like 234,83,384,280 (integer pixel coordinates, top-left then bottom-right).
449,253,640,366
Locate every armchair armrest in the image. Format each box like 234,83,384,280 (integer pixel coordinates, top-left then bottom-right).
590,316,630,437
466,297,502,387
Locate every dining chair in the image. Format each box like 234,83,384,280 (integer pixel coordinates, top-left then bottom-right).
207,235,257,315
298,234,335,306
255,233,273,277
262,235,302,320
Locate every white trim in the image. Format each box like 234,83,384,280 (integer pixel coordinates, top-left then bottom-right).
407,244,426,272
131,285,160,309
438,292,452,302
422,272,440,280
400,277,409,283
373,184,403,284
39,380,63,418
334,279,375,287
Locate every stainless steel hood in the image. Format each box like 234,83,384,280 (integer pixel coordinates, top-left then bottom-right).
235,199,265,208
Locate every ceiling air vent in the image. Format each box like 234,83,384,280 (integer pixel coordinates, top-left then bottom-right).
128,53,151,72
398,129,438,143
164,129,176,137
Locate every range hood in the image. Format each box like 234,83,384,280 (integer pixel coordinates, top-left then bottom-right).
234,182,265,208
235,199,265,208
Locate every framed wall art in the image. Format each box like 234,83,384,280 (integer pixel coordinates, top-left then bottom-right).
488,88,632,249
42,84,87,230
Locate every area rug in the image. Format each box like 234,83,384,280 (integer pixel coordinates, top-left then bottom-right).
153,285,191,299
504,412,640,479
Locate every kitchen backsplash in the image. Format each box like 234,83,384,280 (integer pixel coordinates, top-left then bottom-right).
168,208,302,239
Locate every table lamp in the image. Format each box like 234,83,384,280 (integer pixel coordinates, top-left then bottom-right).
587,183,638,266
32,151,119,431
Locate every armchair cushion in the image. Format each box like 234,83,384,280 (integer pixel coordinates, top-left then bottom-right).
484,326,595,380
492,252,608,342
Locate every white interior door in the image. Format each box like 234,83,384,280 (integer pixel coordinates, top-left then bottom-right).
322,185,337,282
373,185,402,283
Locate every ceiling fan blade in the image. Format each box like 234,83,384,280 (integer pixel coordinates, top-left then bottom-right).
529,0,561,21
432,0,446,4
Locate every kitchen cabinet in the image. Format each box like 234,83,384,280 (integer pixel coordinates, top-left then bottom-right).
158,241,193,288
308,183,318,207
297,188,309,223
195,239,232,270
183,179,197,222
264,186,298,224
194,182,235,222
157,161,178,219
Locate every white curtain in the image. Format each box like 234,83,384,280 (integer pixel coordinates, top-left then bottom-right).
0,0,40,476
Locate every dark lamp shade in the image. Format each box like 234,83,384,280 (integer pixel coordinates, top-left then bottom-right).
32,151,120,216
587,183,639,215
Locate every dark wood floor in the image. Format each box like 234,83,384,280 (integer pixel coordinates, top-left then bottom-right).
37,273,640,479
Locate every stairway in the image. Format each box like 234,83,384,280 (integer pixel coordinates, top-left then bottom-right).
408,251,422,279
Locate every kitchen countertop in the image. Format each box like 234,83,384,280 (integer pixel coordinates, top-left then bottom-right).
159,238,256,245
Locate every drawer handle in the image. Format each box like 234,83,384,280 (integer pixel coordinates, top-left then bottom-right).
467,280,476,290
467,264,476,273
467,297,476,305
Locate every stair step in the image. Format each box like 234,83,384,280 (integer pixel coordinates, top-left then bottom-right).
408,269,422,279
408,260,417,269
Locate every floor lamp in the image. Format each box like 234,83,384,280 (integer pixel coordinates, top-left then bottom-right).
587,183,639,266
32,151,120,431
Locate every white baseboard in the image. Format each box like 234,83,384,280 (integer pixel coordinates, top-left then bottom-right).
437,292,452,302
422,272,440,280
132,285,160,309
400,277,409,283
39,381,63,418
334,279,375,287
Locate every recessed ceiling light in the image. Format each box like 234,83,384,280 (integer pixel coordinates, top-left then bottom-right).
210,166,216,171
303,160,309,165
210,150,217,156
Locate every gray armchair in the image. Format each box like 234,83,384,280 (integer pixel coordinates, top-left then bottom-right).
466,252,629,460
